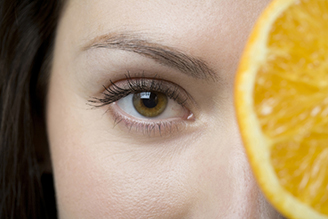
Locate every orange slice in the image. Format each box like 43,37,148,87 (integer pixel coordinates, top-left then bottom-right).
235,0,328,218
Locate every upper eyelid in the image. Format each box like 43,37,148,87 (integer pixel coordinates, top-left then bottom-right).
88,76,194,108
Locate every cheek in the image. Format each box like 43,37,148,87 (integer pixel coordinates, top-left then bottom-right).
46,82,195,218
46,72,263,218
52,144,194,219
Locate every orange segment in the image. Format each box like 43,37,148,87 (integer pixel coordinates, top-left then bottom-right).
235,0,328,218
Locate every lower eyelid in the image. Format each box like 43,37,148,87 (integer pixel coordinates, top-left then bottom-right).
106,103,193,137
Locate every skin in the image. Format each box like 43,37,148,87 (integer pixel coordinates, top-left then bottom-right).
47,0,285,218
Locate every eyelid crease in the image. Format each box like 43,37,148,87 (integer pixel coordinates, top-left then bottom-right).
88,73,193,109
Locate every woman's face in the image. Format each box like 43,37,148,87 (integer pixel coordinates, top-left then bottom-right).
47,0,283,218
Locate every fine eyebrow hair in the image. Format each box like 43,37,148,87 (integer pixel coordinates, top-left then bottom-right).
83,33,218,81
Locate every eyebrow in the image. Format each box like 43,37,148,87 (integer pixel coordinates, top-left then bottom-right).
83,33,217,81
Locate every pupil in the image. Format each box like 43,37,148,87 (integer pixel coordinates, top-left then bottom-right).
140,92,158,108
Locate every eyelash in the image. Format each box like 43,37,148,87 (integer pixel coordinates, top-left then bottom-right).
89,74,193,136
89,74,188,106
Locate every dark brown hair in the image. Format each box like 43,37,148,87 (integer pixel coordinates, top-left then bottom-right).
0,1,63,218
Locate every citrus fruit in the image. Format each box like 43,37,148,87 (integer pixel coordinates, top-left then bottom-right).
235,0,328,218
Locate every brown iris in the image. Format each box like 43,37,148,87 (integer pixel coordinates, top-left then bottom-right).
133,92,168,117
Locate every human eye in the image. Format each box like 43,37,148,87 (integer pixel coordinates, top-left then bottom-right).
89,74,195,136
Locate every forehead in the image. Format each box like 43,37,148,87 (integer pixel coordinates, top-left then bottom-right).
58,0,271,54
